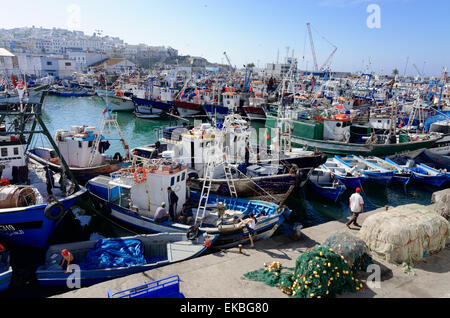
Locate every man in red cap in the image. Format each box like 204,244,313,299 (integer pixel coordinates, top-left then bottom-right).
346,187,364,229
58,249,74,273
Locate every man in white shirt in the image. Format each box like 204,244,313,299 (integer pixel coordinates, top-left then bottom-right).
346,188,364,229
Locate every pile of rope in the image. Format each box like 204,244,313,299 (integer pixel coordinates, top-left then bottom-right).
243,245,363,298
323,232,373,272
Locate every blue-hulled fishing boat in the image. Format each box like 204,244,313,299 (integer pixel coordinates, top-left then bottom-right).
385,158,448,187
0,244,12,292
36,233,217,287
85,158,291,249
361,156,413,186
308,167,346,202
0,91,87,248
335,155,394,184
322,157,366,189
202,104,231,121
132,96,176,119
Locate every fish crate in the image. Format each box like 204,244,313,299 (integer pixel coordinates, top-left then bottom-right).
107,275,185,299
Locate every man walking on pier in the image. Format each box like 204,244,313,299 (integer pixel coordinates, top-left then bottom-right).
346,188,364,229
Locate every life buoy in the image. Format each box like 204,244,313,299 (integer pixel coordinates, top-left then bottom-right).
44,201,65,221
134,167,147,183
187,226,200,240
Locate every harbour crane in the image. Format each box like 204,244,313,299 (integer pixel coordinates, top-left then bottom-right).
306,23,319,72
306,23,338,72
223,52,234,73
413,63,423,77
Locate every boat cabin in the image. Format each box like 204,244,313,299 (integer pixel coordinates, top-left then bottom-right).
0,136,27,182
52,126,106,168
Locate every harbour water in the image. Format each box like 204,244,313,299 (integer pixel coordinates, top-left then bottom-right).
1,95,438,298
40,95,436,229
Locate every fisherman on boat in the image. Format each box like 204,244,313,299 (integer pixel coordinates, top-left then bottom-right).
154,202,169,223
167,187,179,222
179,203,194,225
58,249,74,273
239,213,257,248
44,165,56,201
346,188,364,229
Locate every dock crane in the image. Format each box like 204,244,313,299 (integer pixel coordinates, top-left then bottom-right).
306,22,338,72
413,63,423,77
223,52,235,73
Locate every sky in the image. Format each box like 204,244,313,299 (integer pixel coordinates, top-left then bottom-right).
0,0,449,75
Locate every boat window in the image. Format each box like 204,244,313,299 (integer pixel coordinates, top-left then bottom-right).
13,147,19,155
336,122,342,127
78,141,82,148
88,141,93,148
171,177,175,186
181,172,185,181
1,148,7,157
177,175,180,183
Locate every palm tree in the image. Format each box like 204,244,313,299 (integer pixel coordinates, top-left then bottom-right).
392,69,399,76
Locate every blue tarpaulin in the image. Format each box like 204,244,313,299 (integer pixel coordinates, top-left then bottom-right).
80,238,147,270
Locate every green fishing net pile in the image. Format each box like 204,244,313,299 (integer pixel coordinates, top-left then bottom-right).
244,245,364,298
323,232,373,272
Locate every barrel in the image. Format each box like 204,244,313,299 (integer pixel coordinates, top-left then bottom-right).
0,186,37,209
399,134,410,143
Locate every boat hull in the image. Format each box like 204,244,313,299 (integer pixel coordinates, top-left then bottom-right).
86,181,289,249
0,188,87,248
0,268,12,292
308,181,346,202
27,150,124,184
174,101,205,117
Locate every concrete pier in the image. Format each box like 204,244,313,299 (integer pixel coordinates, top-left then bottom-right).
53,202,450,299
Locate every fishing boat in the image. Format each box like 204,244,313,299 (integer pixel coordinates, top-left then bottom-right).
0,244,12,292
322,157,366,189
308,167,346,202
0,138,86,248
86,157,291,249
385,158,448,187
266,113,441,157
35,232,217,287
362,156,413,185
48,86,95,98
102,91,134,112
241,97,267,121
174,100,206,117
28,114,130,184
0,92,87,248
335,155,395,184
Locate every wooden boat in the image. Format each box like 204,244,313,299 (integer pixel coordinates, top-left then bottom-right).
102,94,134,112
322,157,366,189
174,100,205,117
85,160,291,249
308,167,346,202
385,158,448,187
362,156,413,185
335,155,394,184
0,244,12,292
27,120,129,184
35,232,217,287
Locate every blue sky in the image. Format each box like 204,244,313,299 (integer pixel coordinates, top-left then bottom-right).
1,0,449,75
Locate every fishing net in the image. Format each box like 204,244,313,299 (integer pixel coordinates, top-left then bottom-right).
359,204,450,265
323,232,373,272
431,189,450,221
243,245,362,298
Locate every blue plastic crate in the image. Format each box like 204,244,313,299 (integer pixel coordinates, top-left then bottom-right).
108,275,185,299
